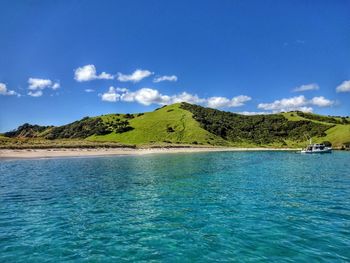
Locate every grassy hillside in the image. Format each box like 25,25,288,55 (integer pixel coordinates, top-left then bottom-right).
3,103,349,148
282,111,350,147
89,103,228,146
319,125,350,147
181,103,336,148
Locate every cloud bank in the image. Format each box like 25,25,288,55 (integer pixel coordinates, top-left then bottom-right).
207,96,251,108
236,111,269,115
101,87,251,108
258,95,334,112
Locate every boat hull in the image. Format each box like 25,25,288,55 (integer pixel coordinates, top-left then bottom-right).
301,148,332,154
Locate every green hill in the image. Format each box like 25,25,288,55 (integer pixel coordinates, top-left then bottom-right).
2,103,350,148
281,111,350,147
88,103,228,146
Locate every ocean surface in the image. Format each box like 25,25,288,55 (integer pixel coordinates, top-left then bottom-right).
1,151,350,262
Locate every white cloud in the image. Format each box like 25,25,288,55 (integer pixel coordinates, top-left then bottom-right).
153,75,178,83
170,92,205,105
100,87,251,108
206,97,231,108
258,96,308,112
52,82,60,90
231,95,252,107
27,78,60,97
28,78,52,90
236,111,270,115
74,64,114,82
258,95,334,112
85,89,95,93
74,65,96,82
309,96,334,107
293,83,319,92
336,80,350,93
28,78,60,90
120,88,170,105
101,87,120,102
115,87,128,92
117,69,153,83
28,90,43,97
207,95,251,108
98,72,114,80
296,107,314,112
0,83,19,96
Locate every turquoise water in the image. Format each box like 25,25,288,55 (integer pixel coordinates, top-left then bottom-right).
1,151,350,262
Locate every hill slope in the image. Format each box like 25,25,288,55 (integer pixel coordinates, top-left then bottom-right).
3,103,350,148
282,111,350,147
180,103,348,147
89,103,228,145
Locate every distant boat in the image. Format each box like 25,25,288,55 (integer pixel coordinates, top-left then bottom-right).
300,135,332,153
301,143,332,154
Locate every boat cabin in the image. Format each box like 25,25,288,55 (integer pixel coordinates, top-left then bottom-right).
302,143,332,153
306,144,327,151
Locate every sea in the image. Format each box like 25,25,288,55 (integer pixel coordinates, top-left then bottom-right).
1,151,349,262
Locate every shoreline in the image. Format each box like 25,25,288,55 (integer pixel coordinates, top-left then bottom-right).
0,147,298,159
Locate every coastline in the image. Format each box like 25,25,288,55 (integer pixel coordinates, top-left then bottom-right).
0,147,298,159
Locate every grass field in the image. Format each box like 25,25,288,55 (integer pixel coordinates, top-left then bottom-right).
0,137,134,149
89,103,229,146
282,111,350,147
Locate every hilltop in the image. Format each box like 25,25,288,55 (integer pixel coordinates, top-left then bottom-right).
2,103,350,149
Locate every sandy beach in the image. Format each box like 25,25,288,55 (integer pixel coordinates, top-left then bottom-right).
0,147,298,159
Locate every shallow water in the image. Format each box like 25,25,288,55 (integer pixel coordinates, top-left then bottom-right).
1,151,350,262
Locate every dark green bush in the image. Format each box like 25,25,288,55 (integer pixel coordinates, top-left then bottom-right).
167,127,175,133
181,103,332,144
321,141,332,147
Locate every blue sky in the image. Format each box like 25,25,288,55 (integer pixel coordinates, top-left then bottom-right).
0,0,349,132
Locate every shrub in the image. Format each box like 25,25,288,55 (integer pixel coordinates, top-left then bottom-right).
322,141,332,147
124,113,134,119
181,102,331,145
166,127,175,133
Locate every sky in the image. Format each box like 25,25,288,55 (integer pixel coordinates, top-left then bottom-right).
0,0,350,132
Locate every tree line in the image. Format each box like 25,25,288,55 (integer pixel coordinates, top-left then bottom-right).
181,103,332,144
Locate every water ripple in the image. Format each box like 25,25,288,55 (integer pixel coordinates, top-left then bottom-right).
1,151,350,262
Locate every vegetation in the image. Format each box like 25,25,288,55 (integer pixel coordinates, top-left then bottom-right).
321,141,332,147
317,125,350,148
180,103,332,145
89,103,228,146
0,137,135,149
2,102,349,148
282,111,350,147
296,111,349,124
5,116,134,140
5,123,52,138
47,117,111,139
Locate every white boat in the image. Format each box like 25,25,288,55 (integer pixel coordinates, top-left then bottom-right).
301,143,332,153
